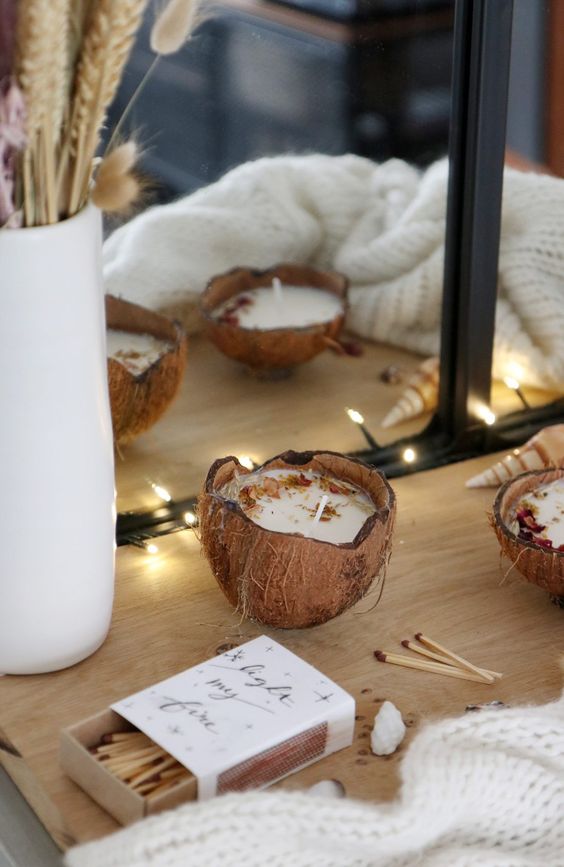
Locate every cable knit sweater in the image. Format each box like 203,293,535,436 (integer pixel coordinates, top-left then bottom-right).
66,689,564,867
103,154,564,390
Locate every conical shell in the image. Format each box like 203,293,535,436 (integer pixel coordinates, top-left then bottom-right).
491,467,564,596
466,424,564,488
198,450,396,629
381,357,439,429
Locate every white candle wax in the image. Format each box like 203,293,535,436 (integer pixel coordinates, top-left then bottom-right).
106,330,172,375
512,477,564,549
213,285,343,331
221,468,376,544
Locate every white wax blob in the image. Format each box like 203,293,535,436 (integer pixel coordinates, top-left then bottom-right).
512,477,564,548
221,468,376,544
107,330,172,376
213,285,344,331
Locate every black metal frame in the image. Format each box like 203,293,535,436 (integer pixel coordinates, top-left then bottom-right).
117,0,564,546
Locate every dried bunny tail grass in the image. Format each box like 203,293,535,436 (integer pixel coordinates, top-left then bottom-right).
91,140,141,212
150,0,199,55
66,0,148,214
92,170,140,213
98,139,139,177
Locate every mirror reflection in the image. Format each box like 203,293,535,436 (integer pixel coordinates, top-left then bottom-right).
102,0,456,512
488,0,563,432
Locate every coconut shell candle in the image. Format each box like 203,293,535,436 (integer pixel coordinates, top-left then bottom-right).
200,264,348,376
491,468,564,597
199,450,396,628
106,295,187,445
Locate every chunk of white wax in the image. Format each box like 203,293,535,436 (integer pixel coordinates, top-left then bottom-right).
214,286,344,330
221,468,376,545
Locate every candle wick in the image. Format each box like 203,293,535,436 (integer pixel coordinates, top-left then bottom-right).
306,494,329,536
272,277,284,304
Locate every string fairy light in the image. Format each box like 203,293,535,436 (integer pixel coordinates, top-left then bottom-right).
402,447,416,464
345,407,378,450
183,511,197,526
150,482,172,502
503,375,530,410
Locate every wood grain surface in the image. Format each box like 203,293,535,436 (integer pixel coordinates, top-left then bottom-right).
114,335,555,512
1,447,563,850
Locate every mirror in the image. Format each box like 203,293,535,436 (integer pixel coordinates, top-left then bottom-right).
490,0,563,430
102,0,456,514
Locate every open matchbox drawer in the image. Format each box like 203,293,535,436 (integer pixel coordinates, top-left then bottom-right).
60,637,355,825
60,709,198,825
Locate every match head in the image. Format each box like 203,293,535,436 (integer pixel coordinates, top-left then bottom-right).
401,639,410,648
373,650,386,661
414,632,423,641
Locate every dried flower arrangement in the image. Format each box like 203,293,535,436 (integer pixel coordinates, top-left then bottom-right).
0,0,200,228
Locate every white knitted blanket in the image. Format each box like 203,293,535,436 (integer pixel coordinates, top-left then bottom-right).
66,690,564,867
103,155,564,390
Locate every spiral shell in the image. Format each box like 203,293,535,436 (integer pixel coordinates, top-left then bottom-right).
466,424,564,488
381,357,439,429
370,700,406,756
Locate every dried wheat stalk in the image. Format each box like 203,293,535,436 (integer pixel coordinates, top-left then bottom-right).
65,0,148,216
16,0,70,224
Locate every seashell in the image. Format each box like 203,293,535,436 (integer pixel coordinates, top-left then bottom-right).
106,295,187,446
200,264,348,377
370,700,406,756
198,450,395,629
490,467,564,597
380,357,439,429
466,424,564,488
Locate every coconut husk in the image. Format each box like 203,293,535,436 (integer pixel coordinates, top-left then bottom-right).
106,295,188,446
200,264,348,375
198,450,396,629
490,468,564,596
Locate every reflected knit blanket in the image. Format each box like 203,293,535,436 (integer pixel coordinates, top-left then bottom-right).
103,155,564,390
66,690,564,867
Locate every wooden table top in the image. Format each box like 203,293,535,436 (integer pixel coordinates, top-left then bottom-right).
0,333,560,850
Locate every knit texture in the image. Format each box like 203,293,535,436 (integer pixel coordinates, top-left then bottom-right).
103,154,564,390
66,690,564,867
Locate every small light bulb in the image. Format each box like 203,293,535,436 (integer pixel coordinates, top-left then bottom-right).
238,455,255,471
482,409,496,426
504,376,520,391
184,511,197,525
346,407,364,425
146,542,159,555
402,447,416,464
151,483,172,503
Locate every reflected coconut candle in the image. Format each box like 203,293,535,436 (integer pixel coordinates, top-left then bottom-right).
221,467,376,543
201,265,348,375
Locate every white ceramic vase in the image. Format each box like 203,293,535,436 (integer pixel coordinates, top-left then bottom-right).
0,205,115,674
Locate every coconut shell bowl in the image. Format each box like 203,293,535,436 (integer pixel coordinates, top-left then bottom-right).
199,264,348,377
106,295,188,446
491,468,564,598
198,450,396,628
